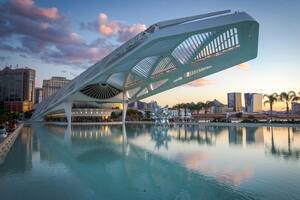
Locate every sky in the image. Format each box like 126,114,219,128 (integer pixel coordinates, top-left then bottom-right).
0,0,299,110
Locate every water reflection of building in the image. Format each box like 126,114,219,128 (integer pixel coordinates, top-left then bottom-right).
265,127,300,160
245,127,264,145
45,124,123,143
0,126,33,173
71,125,112,140
228,127,243,145
167,125,220,145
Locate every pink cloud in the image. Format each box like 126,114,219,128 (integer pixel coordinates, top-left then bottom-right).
186,78,214,87
98,13,119,36
97,12,146,42
10,0,61,20
217,167,254,186
0,1,117,67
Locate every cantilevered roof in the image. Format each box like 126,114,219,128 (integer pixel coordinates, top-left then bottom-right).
32,10,259,120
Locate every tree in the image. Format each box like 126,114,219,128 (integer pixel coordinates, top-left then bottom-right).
264,93,278,121
279,91,299,115
173,103,188,121
203,101,213,114
203,101,213,122
195,102,204,114
188,102,197,114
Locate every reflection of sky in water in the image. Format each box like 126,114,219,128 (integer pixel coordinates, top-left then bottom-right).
129,125,300,188
0,124,300,200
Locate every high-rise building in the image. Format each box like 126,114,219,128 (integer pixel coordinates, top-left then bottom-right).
128,100,148,110
34,88,43,104
0,66,35,112
42,77,71,100
244,93,263,112
227,92,242,112
292,102,300,114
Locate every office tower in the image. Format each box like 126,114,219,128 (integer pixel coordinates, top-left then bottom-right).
0,66,35,112
227,92,242,112
34,88,43,104
244,93,263,112
292,102,300,114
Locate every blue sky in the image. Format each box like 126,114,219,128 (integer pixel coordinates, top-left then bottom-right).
0,0,299,109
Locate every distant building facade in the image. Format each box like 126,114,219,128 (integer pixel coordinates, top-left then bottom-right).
128,100,159,112
168,109,179,118
211,99,227,114
34,88,43,104
227,92,242,112
146,101,159,112
0,67,35,112
42,77,71,100
128,101,148,110
292,102,300,114
244,93,263,112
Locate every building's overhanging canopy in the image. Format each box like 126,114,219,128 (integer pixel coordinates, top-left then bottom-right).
32,10,259,121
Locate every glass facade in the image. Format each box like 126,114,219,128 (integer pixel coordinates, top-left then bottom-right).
34,88,43,104
244,93,263,113
227,92,242,112
0,67,35,112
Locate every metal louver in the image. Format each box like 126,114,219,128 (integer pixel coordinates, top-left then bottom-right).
80,83,121,99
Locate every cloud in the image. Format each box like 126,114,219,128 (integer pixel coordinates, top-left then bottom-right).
217,167,253,186
186,78,214,87
81,12,146,42
19,54,27,58
0,55,7,61
41,40,117,66
237,63,250,70
0,0,118,67
10,0,61,20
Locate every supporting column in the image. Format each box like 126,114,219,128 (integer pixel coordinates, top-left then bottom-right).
122,93,128,125
63,101,72,127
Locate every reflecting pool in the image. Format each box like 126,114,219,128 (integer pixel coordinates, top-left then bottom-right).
0,123,300,200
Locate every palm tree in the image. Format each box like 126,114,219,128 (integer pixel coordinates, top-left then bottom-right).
203,101,213,122
173,103,187,121
196,101,204,115
173,103,182,121
279,91,298,115
264,93,278,121
188,102,198,121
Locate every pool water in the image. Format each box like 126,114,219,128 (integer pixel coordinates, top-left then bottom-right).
0,123,300,200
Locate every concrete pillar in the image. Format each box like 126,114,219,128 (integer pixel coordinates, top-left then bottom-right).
63,101,72,127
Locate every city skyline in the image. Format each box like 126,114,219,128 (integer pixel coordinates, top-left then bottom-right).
0,0,299,110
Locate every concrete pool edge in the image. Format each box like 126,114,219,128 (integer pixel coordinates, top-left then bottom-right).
0,123,24,164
